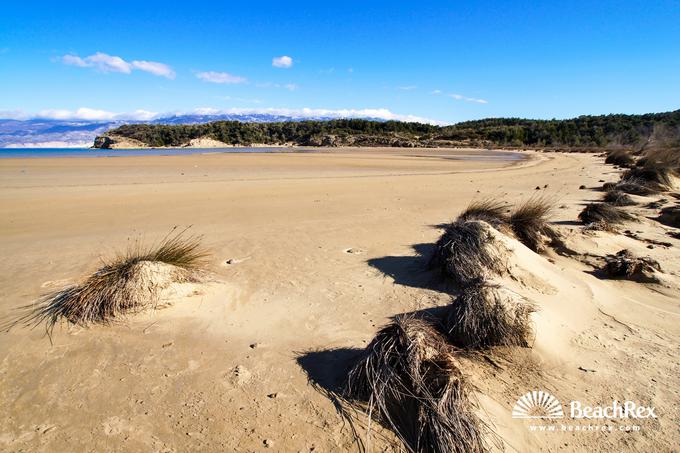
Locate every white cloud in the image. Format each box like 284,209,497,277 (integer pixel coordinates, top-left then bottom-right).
272,55,293,68
60,52,175,79
398,85,417,91
61,54,89,67
34,108,159,121
430,89,487,104
255,81,299,91
5,140,92,149
448,93,488,104
196,71,247,84
131,60,175,79
0,110,28,120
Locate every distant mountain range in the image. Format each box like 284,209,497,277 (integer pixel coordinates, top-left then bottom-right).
0,114,382,148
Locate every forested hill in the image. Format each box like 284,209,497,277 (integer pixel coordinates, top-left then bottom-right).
94,110,680,150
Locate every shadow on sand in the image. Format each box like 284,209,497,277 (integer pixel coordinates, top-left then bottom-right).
366,242,457,293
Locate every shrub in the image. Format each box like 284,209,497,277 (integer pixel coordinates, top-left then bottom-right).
604,149,635,167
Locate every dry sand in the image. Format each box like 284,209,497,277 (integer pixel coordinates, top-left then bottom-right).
0,148,678,452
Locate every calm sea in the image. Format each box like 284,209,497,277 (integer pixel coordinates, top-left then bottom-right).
0,147,524,161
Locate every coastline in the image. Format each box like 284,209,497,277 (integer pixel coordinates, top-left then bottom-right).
0,146,530,160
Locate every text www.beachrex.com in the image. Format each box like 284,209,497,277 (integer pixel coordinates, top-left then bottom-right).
528,424,641,433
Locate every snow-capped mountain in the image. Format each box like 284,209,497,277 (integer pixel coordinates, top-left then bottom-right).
0,114,387,148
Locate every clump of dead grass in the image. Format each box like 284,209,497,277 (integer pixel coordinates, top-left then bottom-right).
602,189,636,206
343,316,491,453
430,220,508,287
578,203,635,229
603,250,661,283
2,228,207,335
614,177,660,195
657,205,680,228
444,282,536,349
624,163,674,191
508,196,555,252
604,149,635,167
457,199,510,230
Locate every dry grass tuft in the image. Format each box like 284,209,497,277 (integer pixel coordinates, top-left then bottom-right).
623,161,675,191
430,220,508,287
637,148,680,174
2,228,207,336
657,205,680,228
614,177,660,195
578,203,635,228
344,316,491,453
457,198,510,230
602,189,636,206
508,196,555,252
604,149,635,167
603,250,661,283
444,282,536,349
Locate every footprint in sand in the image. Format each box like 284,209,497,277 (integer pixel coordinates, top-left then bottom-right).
344,248,366,255
224,256,252,266
102,416,127,436
40,279,72,288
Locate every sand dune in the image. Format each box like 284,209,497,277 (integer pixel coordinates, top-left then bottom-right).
0,148,678,452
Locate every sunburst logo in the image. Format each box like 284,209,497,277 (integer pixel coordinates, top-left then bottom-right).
512,390,564,419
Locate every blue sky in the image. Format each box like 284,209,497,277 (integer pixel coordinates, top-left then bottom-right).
1,0,679,124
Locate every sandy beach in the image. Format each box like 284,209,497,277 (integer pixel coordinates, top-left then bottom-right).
1,148,678,452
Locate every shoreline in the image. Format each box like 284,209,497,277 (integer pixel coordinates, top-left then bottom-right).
0,146,529,160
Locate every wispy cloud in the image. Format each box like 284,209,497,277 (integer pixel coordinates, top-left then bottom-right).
34,107,158,121
131,60,176,79
449,93,488,104
431,89,488,104
272,55,293,68
60,52,175,79
196,71,247,84
398,85,417,91
319,67,335,74
255,82,299,91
